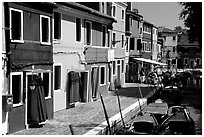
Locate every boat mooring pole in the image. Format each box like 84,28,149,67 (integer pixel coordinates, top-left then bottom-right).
137,83,142,115
99,93,112,134
68,123,74,135
115,90,125,128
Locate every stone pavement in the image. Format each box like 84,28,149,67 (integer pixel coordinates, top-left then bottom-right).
12,83,157,135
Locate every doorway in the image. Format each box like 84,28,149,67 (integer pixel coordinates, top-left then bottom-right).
91,67,99,100
25,73,38,128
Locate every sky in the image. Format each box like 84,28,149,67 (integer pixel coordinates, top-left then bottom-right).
136,2,185,30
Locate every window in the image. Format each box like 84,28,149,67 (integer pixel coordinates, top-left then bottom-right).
121,34,125,48
76,18,81,42
117,60,120,64
54,12,61,40
130,17,133,26
130,37,135,50
172,59,176,65
122,60,124,73
112,5,116,17
112,32,116,48
144,25,151,33
137,39,142,51
10,72,23,106
108,30,111,47
142,42,151,52
85,21,92,45
42,72,51,98
140,27,143,34
173,47,176,52
126,37,129,52
196,58,200,66
10,8,23,42
54,65,62,90
184,58,188,65
190,60,195,68
122,9,125,21
113,61,116,75
102,25,106,47
100,66,106,85
40,15,51,45
163,36,166,41
173,36,176,41
137,21,139,28
101,2,105,13
108,67,111,82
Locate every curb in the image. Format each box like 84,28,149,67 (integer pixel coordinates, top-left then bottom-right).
84,98,147,135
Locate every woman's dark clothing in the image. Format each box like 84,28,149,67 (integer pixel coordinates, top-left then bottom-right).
29,76,48,125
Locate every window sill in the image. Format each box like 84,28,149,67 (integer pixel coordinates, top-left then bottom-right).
100,84,106,86
45,96,52,100
11,39,24,43
41,42,51,46
13,103,23,108
54,89,62,92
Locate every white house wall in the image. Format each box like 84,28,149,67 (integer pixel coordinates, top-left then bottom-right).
53,13,85,112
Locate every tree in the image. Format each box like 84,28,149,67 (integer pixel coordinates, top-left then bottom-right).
179,2,202,48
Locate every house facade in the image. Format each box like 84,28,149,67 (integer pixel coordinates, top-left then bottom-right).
140,20,153,75
177,29,202,70
53,2,116,112
2,2,55,134
125,2,143,82
158,27,178,73
110,2,127,88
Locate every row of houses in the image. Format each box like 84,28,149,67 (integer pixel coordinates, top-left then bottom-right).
2,2,201,134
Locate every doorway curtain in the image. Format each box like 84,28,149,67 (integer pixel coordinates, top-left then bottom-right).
91,67,99,99
28,76,48,125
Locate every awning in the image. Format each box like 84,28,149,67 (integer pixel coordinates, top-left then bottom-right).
134,58,167,66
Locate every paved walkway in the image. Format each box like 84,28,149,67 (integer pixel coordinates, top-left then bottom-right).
12,83,157,135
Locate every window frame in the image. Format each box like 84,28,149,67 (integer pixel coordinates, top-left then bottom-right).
40,72,52,99
85,21,92,45
100,66,106,86
10,72,23,107
53,64,62,91
76,17,82,42
40,15,51,45
143,25,151,34
9,8,24,43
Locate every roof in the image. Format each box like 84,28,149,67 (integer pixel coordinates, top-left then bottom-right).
158,26,177,34
143,20,154,26
57,2,117,23
126,9,143,20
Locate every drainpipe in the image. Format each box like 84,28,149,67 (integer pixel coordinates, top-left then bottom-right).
4,2,10,78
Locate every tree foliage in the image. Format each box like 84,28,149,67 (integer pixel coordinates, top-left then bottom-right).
179,2,202,48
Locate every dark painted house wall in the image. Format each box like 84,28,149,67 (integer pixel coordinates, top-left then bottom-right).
5,2,54,134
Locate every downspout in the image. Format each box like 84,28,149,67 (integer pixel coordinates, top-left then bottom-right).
4,2,10,78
